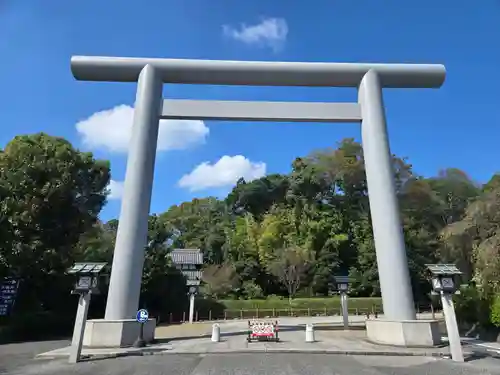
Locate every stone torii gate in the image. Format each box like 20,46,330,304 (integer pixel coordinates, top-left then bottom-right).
71,56,445,347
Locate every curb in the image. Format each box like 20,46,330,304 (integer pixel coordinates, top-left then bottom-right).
37,348,463,360
157,349,450,357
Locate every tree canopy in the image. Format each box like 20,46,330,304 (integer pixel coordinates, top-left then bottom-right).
155,138,490,302
2,133,500,336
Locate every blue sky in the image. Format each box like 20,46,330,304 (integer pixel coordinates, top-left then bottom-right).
1,1,499,221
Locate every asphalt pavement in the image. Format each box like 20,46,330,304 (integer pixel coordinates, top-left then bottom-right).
4,352,500,375
0,339,69,374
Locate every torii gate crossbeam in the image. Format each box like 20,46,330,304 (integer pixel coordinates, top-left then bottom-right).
70,56,446,348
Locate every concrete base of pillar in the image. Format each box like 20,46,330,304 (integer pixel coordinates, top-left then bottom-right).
366,319,441,347
83,319,156,348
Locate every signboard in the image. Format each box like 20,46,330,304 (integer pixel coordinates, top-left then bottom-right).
247,320,279,342
442,277,455,290
77,276,92,289
136,309,149,323
0,277,19,316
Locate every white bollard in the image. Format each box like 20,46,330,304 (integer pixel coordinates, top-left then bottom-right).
211,323,220,342
305,323,315,343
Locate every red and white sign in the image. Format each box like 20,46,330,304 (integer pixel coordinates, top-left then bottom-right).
249,320,277,338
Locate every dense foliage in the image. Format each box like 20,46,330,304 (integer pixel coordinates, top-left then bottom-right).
153,139,489,304
1,133,500,340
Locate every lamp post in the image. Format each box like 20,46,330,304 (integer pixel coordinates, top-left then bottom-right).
67,262,107,364
426,264,464,362
170,249,203,323
187,285,198,323
334,276,352,330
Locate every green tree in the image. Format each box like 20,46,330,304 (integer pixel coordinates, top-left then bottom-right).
442,183,500,295
226,174,289,218
267,245,312,303
0,133,110,313
0,133,110,278
201,263,240,299
160,197,229,263
224,214,263,291
6,132,496,328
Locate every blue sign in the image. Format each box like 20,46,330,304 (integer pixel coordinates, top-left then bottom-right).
136,309,149,323
0,278,19,316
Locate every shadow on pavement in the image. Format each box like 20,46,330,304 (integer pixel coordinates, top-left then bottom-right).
156,324,365,343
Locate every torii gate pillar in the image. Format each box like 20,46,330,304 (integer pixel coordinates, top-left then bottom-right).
71,56,445,347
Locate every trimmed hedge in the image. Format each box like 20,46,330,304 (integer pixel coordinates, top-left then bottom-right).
218,297,383,310
187,296,385,322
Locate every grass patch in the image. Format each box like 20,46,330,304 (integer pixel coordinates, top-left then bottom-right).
177,297,435,322
192,297,384,320
219,297,382,310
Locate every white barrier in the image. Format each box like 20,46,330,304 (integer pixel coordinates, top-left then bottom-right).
247,320,279,342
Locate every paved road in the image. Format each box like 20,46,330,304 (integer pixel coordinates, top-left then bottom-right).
466,340,500,359
4,352,500,375
0,339,69,374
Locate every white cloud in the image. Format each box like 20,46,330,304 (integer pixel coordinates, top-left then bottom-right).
76,105,209,153
108,179,124,200
223,17,288,52
178,155,267,192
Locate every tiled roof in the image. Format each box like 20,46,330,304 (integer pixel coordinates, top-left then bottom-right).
426,264,462,275
170,248,204,265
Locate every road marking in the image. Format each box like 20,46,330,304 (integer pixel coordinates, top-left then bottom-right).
475,343,500,350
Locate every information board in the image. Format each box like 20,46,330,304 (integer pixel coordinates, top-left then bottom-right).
0,277,19,316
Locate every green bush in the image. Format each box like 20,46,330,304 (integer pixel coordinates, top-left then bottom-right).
454,286,492,328
242,281,264,299
194,297,226,320
490,295,500,328
0,311,74,344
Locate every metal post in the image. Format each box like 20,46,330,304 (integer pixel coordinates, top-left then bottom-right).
340,293,349,330
133,322,146,348
441,292,464,362
69,293,91,364
104,65,163,320
358,70,416,321
188,293,195,323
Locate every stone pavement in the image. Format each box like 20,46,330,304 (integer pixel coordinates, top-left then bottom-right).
156,326,456,356
10,353,500,375
35,313,449,361
155,312,443,340
155,322,214,340
38,319,458,360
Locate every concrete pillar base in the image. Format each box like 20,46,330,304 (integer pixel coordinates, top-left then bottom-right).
83,319,156,348
366,319,441,347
